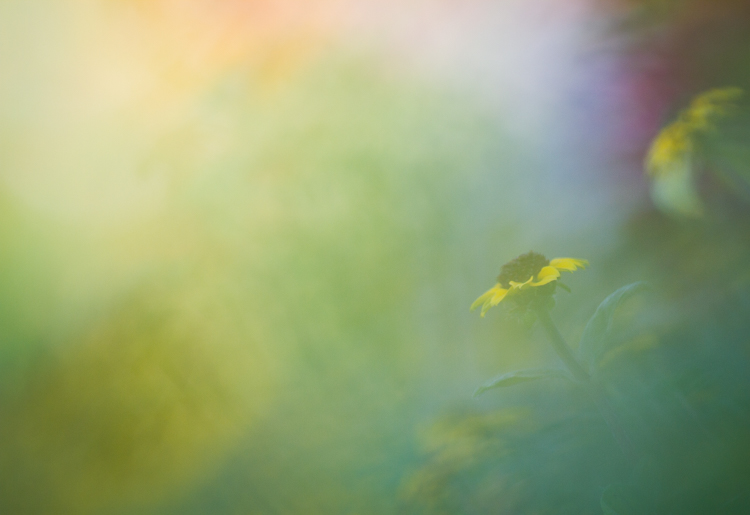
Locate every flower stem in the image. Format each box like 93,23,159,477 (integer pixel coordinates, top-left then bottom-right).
534,307,590,382
534,306,638,463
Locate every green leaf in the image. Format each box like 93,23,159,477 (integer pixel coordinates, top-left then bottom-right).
473,368,572,398
601,483,642,515
579,282,650,370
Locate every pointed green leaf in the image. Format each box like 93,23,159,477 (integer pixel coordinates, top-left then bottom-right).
579,282,650,370
473,368,572,397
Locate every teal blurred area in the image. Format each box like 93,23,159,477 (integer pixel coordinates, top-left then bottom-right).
1,1,750,514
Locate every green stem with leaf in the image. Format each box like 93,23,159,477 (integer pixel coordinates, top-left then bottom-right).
535,306,638,464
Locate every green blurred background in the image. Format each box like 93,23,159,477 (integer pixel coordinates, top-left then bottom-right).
1,0,750,513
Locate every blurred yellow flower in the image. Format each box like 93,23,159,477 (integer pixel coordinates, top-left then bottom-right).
471,252,588,317
645,122,694,179
645,87,742,178
644,88,742,218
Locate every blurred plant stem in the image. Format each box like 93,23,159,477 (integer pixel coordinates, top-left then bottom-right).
535,307,638,464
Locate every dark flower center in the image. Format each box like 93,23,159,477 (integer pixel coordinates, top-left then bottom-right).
496,251,549,288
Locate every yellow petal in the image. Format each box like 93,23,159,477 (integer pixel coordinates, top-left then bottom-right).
489,288,509,306
549,258,589,272
645,123,692,177
531,266,560,286
531,276,558,287
480,298,494,317
509,276,533,290
471,286,498,311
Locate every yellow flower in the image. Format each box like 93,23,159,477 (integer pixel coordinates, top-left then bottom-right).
644,88,742,218
645,87,742,179
471,252,588,317
645,122,693,178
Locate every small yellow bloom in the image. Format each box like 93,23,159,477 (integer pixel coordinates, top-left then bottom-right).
645,87,742,178
644,88,742,218
471,252,588,317
645,122,693,178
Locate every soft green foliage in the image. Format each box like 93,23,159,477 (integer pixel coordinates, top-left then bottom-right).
0,16,514,512
600,483,642,515
473,368,572,397
578,282,650,372
600,459,660,515
3,1,750,514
